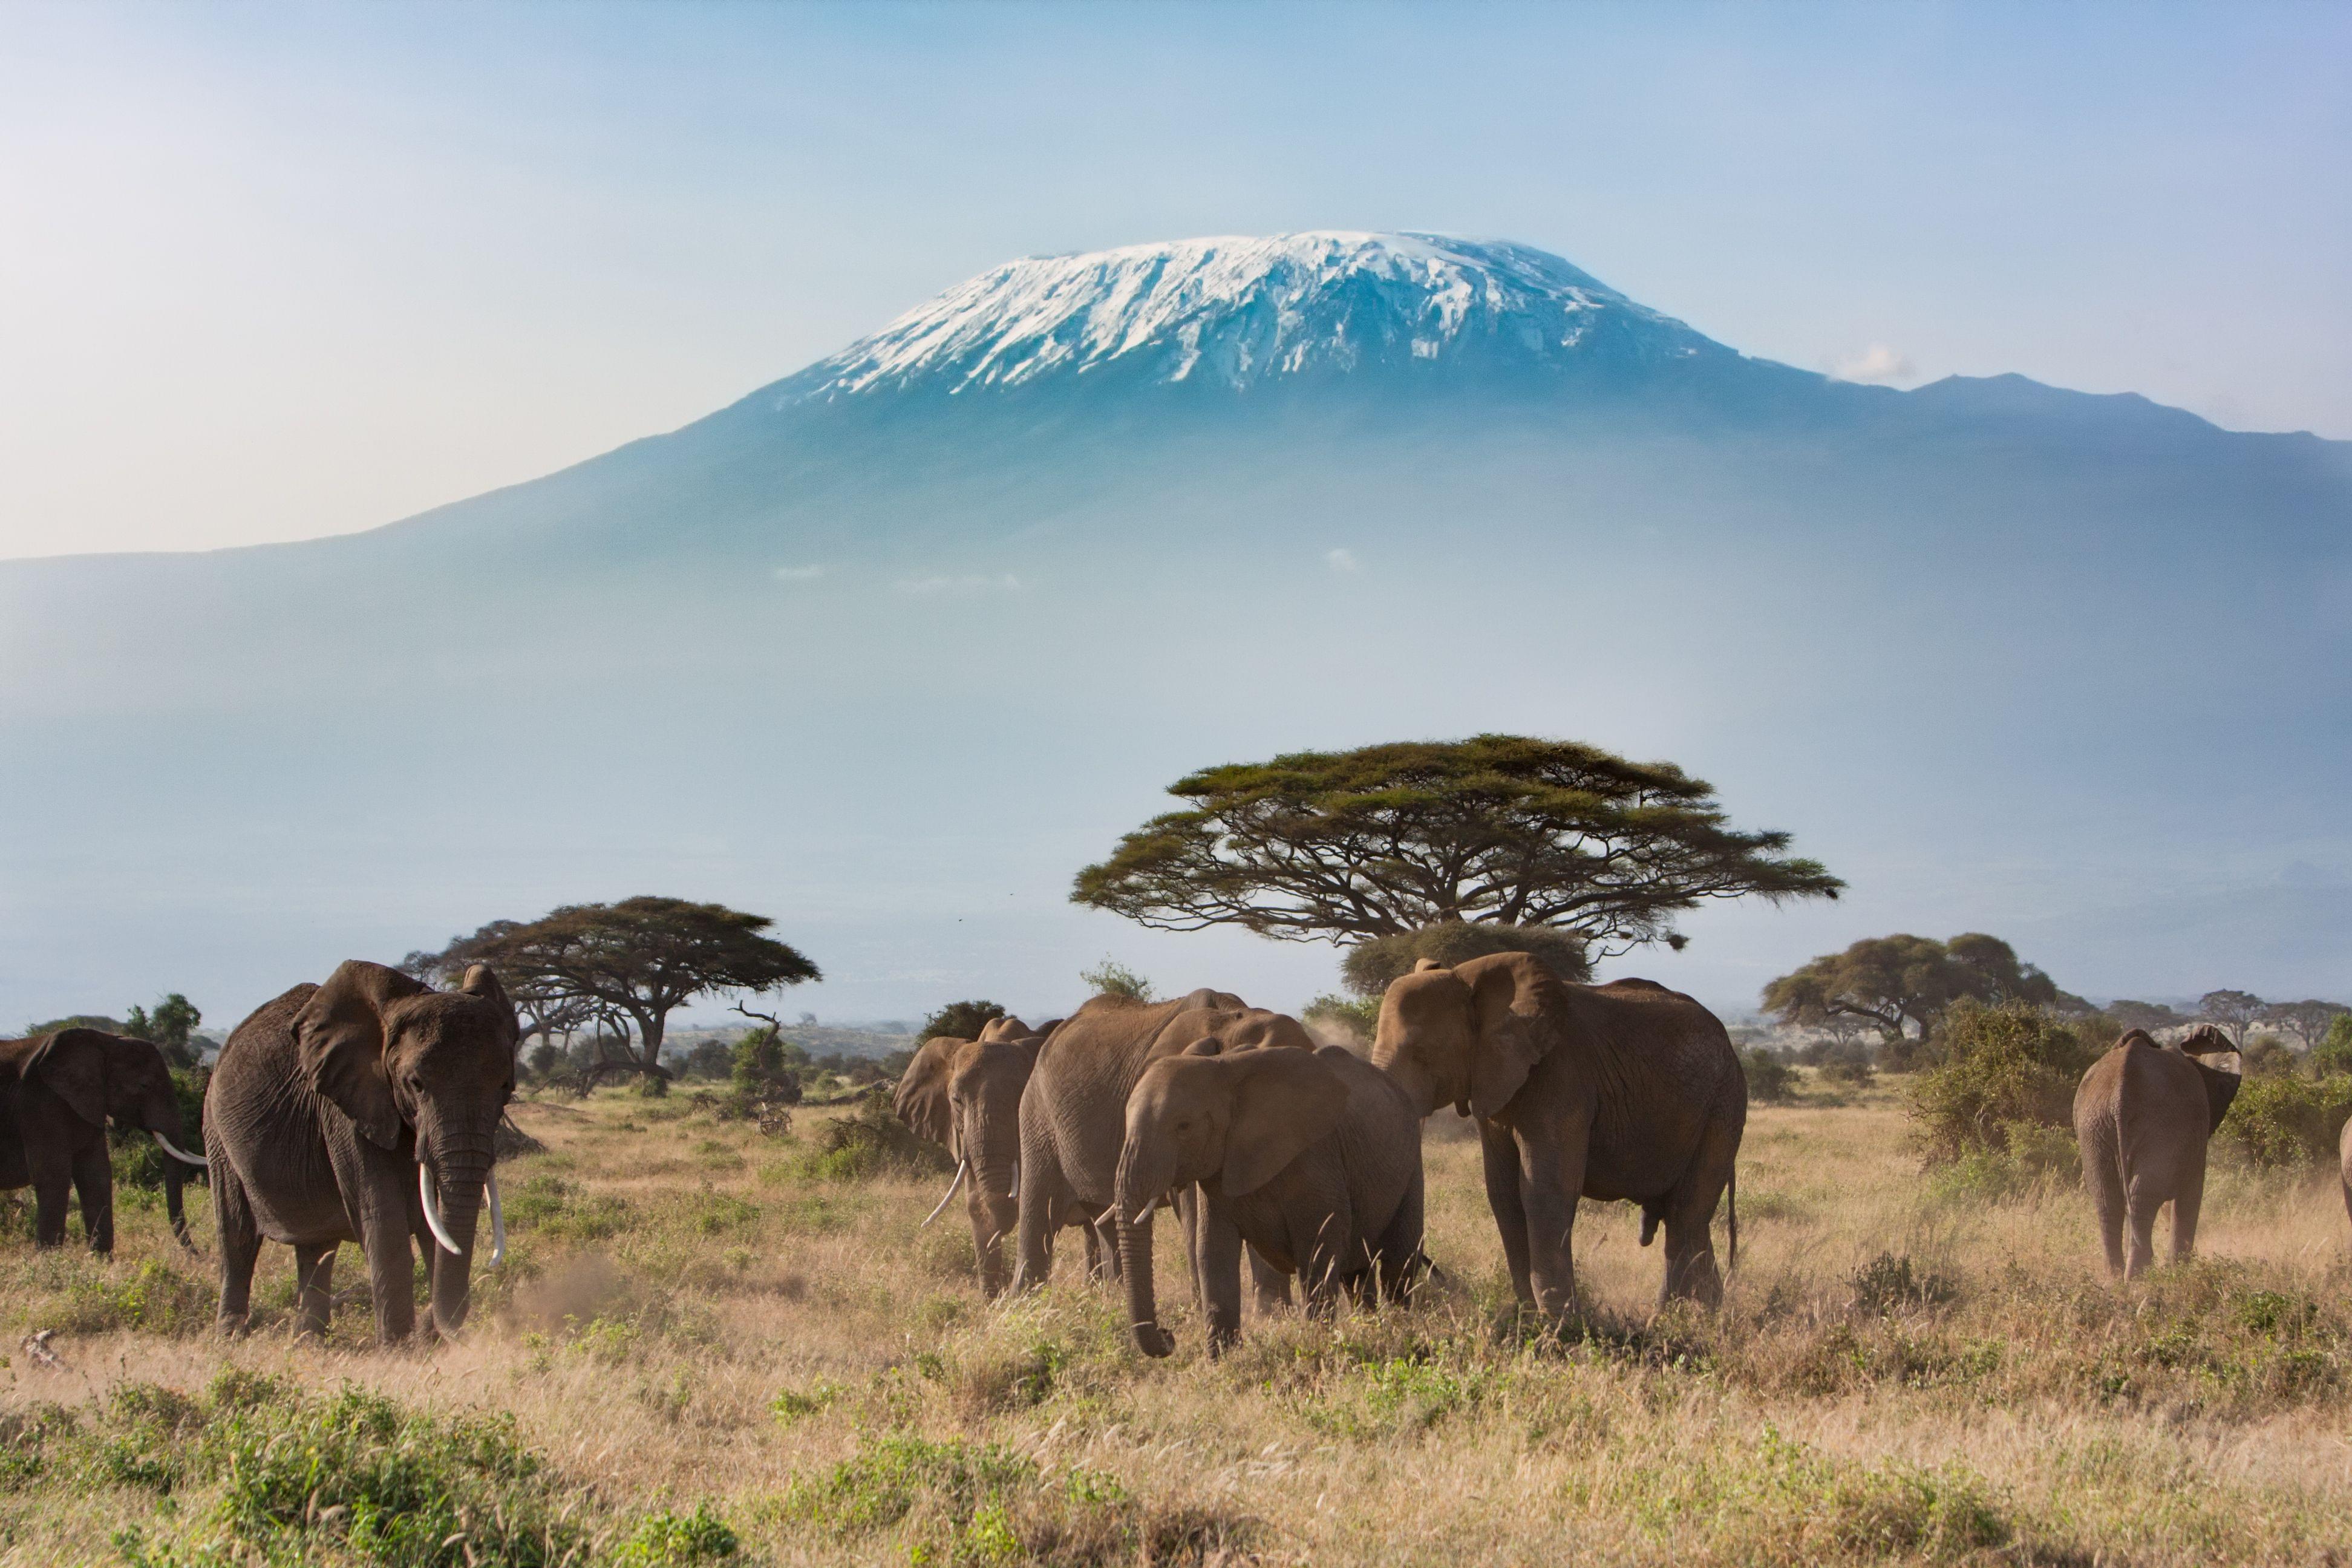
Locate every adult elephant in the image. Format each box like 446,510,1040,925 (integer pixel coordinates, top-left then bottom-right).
1115,1042,1425,1357
207,960,517,1343
1011,989,1310,1296
1374,955,1745,1318
892,1014,1080,1295
0,1029,207,1253
2073,1026,2241,1278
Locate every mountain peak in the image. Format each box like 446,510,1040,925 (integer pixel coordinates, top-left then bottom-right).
779,232,1726,402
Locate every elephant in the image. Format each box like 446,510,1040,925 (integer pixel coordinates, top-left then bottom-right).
1373,955,1745,1318
892,1014,1083,1295
2073,1025,2241,1278
1012,988,1311,1302
1115,1042,1425,1356
2342,1113,2352,1241
206,960,518,1343
0,1029,207,1254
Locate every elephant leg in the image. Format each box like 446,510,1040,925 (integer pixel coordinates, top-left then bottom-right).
1247,1246,1293,1313
2123,1184,2163,1280
29,1157,74,1250
1197,1196,1246,1355
364,1214,418,1345
1517,1123,1586,1323
2083,1141,2128,1278
2171,1164,2206,1264
1010,1123,1059,1295
1374,1169,1426,1306
213,1168,264,1334
1478,1119,1534,1305
292,1242,338,1338
71,1141,114,1256
1661,1115,1739,1308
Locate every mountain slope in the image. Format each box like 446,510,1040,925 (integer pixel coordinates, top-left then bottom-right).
1,234,2345,1029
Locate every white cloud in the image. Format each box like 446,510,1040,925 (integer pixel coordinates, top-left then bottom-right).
772,564,827,582
1325,547,1361,573
893,572,1022,595
1826,344,1917,385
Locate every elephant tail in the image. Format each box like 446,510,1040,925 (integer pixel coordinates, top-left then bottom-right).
1725,1166,1739,1275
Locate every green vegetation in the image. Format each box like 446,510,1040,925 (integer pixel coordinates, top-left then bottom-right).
1743,1048,1794,1103
1072,735,1841,959
2216,1073,2352,1168
1339,920,1590,997
919,999,1008,1042
407,897,820,1079
1905,999,2098,1165
795,1086,953,1181
1076,958,1153,1002
1763,933,2074,1046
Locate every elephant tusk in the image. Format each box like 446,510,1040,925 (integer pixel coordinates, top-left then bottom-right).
419,1163,463,1256
154,1132,207,1167
485,1168,506,1269
923,1160,969,1227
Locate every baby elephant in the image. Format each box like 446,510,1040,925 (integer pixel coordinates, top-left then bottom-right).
2073,1026,2241,1278
1114,1044,1424,1357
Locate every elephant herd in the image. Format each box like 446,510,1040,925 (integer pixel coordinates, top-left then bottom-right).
0,948,2333,1351
893,953,1748,1355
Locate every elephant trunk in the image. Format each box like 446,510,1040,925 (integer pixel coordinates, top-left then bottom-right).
424,1146,492,1336
146,1100,201,1252
1116,1135,1179,1357
969,1107,1019,1235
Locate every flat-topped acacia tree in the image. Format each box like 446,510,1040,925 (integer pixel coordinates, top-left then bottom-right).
1072,735,1841,966
409,897,820,1080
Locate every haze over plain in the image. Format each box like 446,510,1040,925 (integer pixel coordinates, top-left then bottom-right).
2,4,2345,1031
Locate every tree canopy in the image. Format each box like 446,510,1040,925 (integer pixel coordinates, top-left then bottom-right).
1071,736,1841,960
2262,999,2348,1053
918,1001,1006,1043
1762,933,2068,1044
407,897,820,1076
2196,989,2265,1045
124,993,204,1068
1340,921,1591,998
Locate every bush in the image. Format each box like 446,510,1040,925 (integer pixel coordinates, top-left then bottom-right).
111,1067,209,1192
1303,993,1379,1045
1340,921,1589,998
1744,1047,1794,1103
2241,1034,2297,1077
1906,1000,2098,1165
798,1088,954,1181
1078,959,1154,1002
2314,1014,2352,1077
728,1026,803,1113
919,1000,1007,1042
2215,1074,2352,1169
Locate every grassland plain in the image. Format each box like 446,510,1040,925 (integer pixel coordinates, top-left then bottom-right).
2,1074,2349,1566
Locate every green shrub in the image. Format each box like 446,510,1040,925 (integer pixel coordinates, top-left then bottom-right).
2216,1074,2352,1169
2313,1014,2352,1077
1922,1119,2078,1205
501,1175,630,1241
1743,1048,1794,1103
1302,993,1379,1044
1079,958,1154,1002
1907,1000,2096,1164
610,1503,739,1566
797,1089,953,1181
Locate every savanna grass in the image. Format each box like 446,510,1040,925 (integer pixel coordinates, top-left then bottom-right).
2,1077,2348,1565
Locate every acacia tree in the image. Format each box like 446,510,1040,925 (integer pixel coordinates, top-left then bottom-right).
2260,999,2347,1054
410,897,820,1079
1072,736,1840,962
1762,933,2065,1045
2196,989,2265,1047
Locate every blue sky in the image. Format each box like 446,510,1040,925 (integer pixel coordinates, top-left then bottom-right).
2,1,2347,560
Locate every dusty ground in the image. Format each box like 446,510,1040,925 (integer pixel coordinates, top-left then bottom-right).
3,1073,2348,1565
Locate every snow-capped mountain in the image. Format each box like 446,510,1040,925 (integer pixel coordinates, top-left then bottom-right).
779,232,1726,402
1,232,2347,1030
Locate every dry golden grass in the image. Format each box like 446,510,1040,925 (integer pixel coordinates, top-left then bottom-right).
4,1072,2350,1566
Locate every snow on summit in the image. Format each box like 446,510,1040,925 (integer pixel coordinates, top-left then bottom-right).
787,232,1720,400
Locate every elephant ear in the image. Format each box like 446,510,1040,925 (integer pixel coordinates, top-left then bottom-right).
892,1038,961,1150
293,960,426,1151
2192,1054,2243,1135
1466,953,1556,1121
1220,1048,1348,1197
457,965,521,1049
24,1029,108,1128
